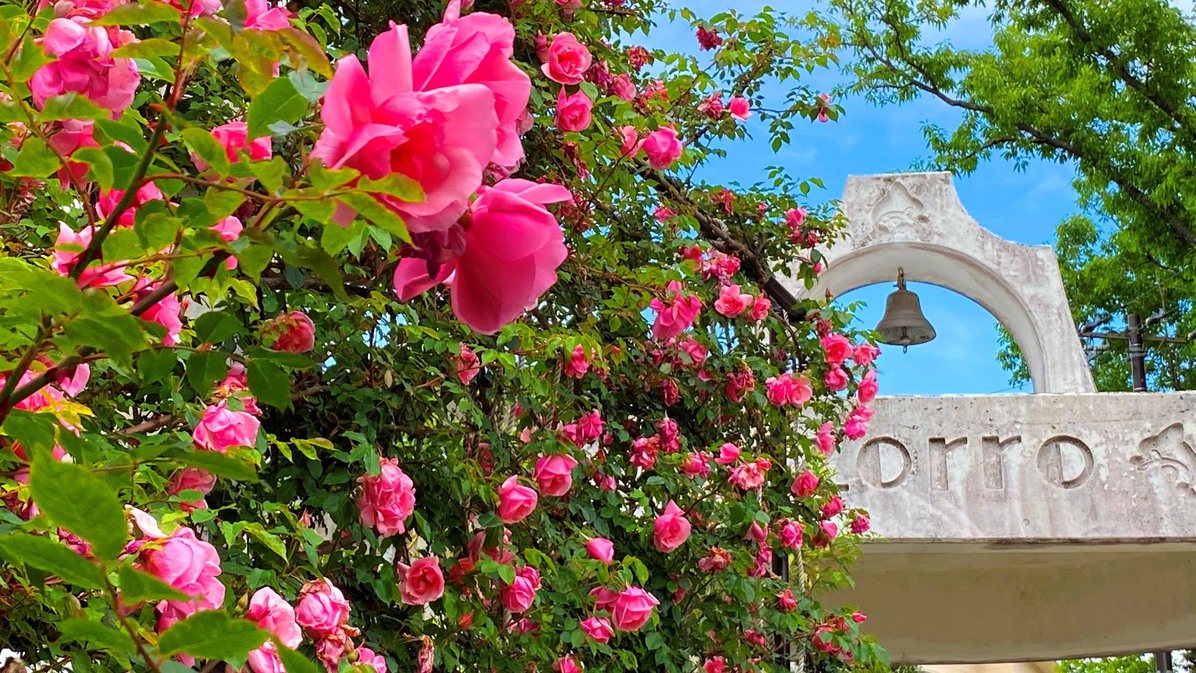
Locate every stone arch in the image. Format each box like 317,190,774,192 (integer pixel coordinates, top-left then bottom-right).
782,172,1094,393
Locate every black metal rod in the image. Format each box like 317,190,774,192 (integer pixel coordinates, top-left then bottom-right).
1128,313,1148,392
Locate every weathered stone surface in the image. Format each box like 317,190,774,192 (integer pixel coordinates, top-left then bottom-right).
781,171,1095,393
825,393,1196,663
833,394,1196,541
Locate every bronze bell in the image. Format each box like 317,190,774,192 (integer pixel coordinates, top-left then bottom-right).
875,268,936,352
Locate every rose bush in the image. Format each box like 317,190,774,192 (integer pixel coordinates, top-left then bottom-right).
0,1,880,672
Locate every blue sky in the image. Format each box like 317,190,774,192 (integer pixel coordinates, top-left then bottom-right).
647,1,1086,395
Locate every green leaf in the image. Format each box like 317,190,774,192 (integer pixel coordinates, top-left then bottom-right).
92,2,181,25
320,219,367,256
8,138,61,178
174,450,260,483
181,127,231,175
138,348,177,385
73,147,115,189
29,459,128,560
0,532,105,588
38,93,111,122
112,38,181,59
205,187,246,220
246,359,291,409
249,157,288,193
193,311,244,345
274,641,321,673
186,351,228,393
333,192,410,244
60,293,148,368
246,76,308,140
118,564,190,603
0,410,58,456
11,36,53,83
57,618,137,655
357,173,424,203
278,246,347,300
157,611,268,659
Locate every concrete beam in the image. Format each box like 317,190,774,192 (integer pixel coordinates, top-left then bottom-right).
827,393,1196,662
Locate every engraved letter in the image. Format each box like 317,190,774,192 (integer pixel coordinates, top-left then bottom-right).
857,437,912,488
929,436,967,490
1036,435,1094,489
981,435,1021,490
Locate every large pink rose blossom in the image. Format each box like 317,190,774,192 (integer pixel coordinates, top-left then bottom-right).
858,369,879,403
263,311,316,354
821,333,853,366
554,655,583,673
134,281,184,346
356,458,417,537
642,126,684,170
728,96,751,120
765,372,812,408
715,442,740,465
563,345,590,378
412,1,532,168
714,284,753,318
824,367,849,392
780,519,803,549
815,422,837,455
610,586,659,631
500,566,540,612
556,88,593,132
854,342,880,366
729,459,771,491
312,23,498,234
244,0,293,30
398,557,445,605
295,580,350,638
532,453,578,497
653,500,691,553
247,587,302,648
586,537,614,564
791,469,819,498
356,647,388,673
192,401,260,453
30,17,140,116
168,468,217,512
541,33,591,85
581,616,614,643
649,281,702,340
138,525,225,632
392,179,571,334
452,343,482,384
496,475,538,523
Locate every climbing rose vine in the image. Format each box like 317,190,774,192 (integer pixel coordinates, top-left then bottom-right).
0,0,882,672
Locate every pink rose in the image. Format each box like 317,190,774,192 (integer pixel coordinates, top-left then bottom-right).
96,182,164,229
356,458,417,537
780,519,803,549
611,73,636,101
777,588,798,612
580,616,614,643
398,557,445,605
564,345,590,378
858,369,878,403
31,18,140,117
698,93,724,118
541,33,592,85
824,367,849,391
704,657,727,673
52,223,132,288
139,526,225,631
791,469,819,498
844,406,870,440
681,451,712,478
295,580,350,638
264,311,316,354
680,337,707,366
820,495,845,519
653,500,691,553
586,537,614,564
168,468,217,512
413,2,532,168
496,475,538,523
849,513,871,535
714,284,753,318
748,294,771,322
729,459,770,491
500,566,540,612
821,333,853,366
312,24,498,234
247,587,302,648
812,422,835,456
728,96,751,120
556,88,593,132
642,126,684,171
764,372,812,408
392,179,571,335
356,647,388,673
618,125,642,157
819,520,839,542
554,655,583,673
854,343,880,366
610,586,659,631
192,400,260,453
247,641,287,673
194,122,272,172
745,521,767,544
649,281,702,341
714,443,740,465
135,282,183,346
696,25,722,50
533,453,578,497
786,207,807,230
452,343,482,385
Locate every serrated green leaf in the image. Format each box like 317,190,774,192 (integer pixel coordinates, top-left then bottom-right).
9,138,61,178
174,449,259,483
193,311,243,345
181,127,231,175
334,192,409,244
247,359,290,409
0,533,105,588
38,93,110,122
246,76,308,140
57,618,137,655
186,351,228,393
118,564,190,603
29,459,128,560
157,611,268,659
274,640,320,673
11,36,53,83
112,38,181,59
92,2,181,25
72,147,115,189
